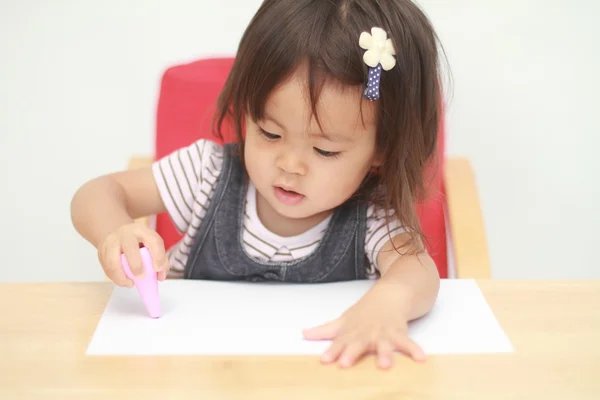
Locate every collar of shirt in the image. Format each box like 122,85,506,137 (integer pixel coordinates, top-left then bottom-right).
244,181,331,260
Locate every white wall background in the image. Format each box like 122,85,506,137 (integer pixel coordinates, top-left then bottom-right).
0,0,598,282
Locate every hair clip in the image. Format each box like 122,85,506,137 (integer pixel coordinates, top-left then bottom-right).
359,27,396,101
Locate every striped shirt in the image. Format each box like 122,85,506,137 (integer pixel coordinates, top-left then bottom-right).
152,139,405,279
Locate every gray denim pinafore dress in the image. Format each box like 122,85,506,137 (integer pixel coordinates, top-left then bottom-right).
184,143,368,283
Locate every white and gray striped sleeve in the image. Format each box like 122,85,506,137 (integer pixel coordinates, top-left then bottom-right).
151,139,218,233
364,204,406,274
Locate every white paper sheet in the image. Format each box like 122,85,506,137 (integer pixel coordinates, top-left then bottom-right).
86,279,513,355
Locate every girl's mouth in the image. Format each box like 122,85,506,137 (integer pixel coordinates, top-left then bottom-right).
273,186,305,205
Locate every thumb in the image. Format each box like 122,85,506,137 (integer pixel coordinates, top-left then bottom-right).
303,318,342,340
137,233,168,273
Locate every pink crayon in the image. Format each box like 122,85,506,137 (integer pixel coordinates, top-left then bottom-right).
120,247,162,318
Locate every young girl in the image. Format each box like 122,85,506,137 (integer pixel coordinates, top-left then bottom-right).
71,0,443,369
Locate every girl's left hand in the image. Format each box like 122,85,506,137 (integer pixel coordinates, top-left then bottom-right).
302,284,426,369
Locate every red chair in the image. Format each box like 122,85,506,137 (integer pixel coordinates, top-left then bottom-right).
130,58,490,279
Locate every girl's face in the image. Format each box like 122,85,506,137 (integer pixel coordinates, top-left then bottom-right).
244,68,381,233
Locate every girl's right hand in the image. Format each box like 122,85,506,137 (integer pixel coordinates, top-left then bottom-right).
97,221,170,287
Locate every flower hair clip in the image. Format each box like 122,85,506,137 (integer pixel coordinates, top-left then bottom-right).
359,27,396,101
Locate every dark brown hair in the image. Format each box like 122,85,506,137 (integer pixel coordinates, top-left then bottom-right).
215,0,444,253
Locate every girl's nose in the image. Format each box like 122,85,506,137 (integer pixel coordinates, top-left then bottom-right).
275,149,307,176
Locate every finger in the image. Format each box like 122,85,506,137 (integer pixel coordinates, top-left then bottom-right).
137,231,167,272
303,318,342,341
338,339,369,368
376,340,395,369
103,245,133,288
393,335,426,362
321,337,346,364
157,265,169,281
163,256,172,275
157,270,166,281
121,236,144,278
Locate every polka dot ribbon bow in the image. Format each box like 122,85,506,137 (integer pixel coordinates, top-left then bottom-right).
359,27,396,101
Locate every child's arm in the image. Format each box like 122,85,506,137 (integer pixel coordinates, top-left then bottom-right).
374,233,440,320
70,167,169,285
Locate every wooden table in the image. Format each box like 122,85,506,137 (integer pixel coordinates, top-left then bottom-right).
1,280,599,399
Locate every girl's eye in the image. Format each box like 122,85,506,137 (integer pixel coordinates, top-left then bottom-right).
258,128,280,140
314,148,340,158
